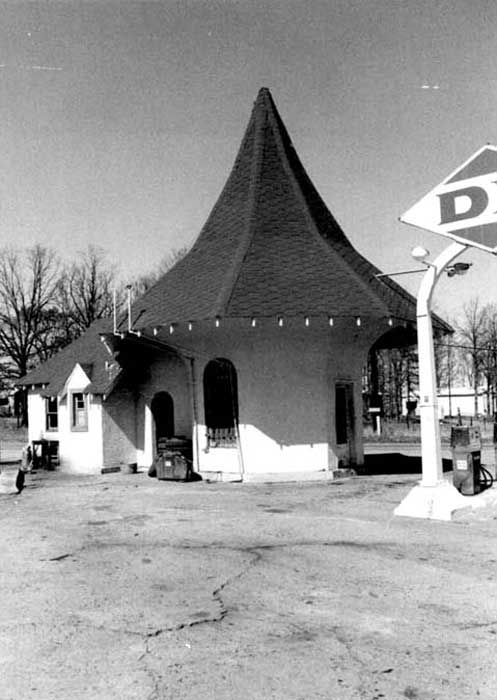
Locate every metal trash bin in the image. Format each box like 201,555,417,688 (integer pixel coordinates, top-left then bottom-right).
31,439,59,470
156,451,191,482
158,437,192,462
451,426,481,495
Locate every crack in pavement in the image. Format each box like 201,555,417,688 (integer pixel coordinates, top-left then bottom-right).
143,548,263,639
134,542,399,697
327,624,372,700
144,663,162,700
31,543,253,645
32,539,401,645
138,543,379,700
137,548,262,699
24,538,466,700
457,619,497,630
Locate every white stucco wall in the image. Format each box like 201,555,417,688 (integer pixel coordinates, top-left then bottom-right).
136,352,192,468
173,320,378,479
135,395,152,468
27,393,46,443
58,393,103,474
26,318,391,480
102,389,137,469
227,336,330,475
27,364,104,474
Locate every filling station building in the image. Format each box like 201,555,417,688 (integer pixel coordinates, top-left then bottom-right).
19,88,449,480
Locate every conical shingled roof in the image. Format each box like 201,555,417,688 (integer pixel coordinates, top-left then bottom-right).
131,88,440,330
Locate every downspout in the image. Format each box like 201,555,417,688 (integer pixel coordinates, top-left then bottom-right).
234,417,245,482
188,358,200,474
228,361,245,481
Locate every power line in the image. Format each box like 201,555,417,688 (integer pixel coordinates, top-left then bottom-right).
434,342,497,353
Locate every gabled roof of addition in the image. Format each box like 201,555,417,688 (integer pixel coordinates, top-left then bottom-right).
130,87,448,332
18,319,122,396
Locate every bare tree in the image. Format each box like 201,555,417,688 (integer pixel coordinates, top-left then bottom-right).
456,297,488,416
481,304,497,416
57,245,116,340
0,245,60,381
366,344,418,421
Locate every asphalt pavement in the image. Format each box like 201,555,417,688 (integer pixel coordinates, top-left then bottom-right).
1,463,497,700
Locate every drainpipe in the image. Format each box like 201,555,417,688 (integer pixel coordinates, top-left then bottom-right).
235,421,245,481
188,358,200,474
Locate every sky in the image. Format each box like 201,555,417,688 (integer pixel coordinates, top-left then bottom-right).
1,0,497,322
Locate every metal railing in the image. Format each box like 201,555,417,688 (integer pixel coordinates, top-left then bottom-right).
206,427,237,448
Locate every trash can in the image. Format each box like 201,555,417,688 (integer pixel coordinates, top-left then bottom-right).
159,437,192,462
31,439,58,470
451,426,481,495
156,451,191,482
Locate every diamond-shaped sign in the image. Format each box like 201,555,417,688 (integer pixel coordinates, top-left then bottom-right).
400,145,497,253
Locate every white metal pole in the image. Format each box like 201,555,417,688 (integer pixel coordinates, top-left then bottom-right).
113,288,117,334
416,241,467,486
126,285,132,333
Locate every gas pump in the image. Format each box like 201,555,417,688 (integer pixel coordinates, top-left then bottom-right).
451,426,482,495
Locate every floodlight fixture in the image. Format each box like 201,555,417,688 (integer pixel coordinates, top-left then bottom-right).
411,246,430,262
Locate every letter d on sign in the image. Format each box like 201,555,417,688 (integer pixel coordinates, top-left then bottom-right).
438,186,488,225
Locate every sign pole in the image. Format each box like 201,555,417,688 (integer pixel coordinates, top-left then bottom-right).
417,241,466,485
395,240,471,520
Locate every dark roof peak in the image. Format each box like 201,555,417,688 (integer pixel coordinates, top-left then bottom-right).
256,86,271,98
129,90,444,331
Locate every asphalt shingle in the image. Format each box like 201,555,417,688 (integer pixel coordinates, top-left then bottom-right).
18,319,120,394
129,88,449,333
21,89,451,392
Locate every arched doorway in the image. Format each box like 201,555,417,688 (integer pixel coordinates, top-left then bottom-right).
151,392,174,451
203,358,238,447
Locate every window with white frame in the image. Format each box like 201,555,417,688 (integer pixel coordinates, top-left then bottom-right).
45,397,58,431
71,392,88,431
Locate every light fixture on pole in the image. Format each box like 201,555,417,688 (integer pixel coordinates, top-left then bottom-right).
411,246,430,262
446,262,472,277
